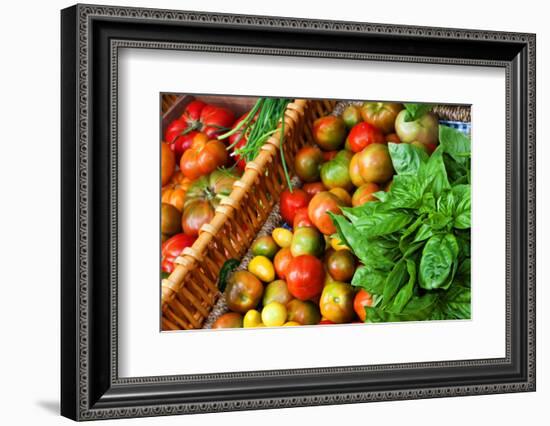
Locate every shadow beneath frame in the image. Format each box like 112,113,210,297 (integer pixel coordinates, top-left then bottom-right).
35,400,59,415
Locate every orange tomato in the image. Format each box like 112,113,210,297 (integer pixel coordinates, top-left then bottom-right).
354,289,374,322
161,142,176,186
180,138,228,180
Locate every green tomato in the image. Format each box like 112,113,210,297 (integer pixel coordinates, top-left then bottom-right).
320,150,353,191
290,227,325,258
251,235,279,259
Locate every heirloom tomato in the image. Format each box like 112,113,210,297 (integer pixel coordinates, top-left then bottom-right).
180,138,228,180
212,312,243,329
251,235,279,259
290,227,325,258
261,302,287,327
342,104,362,129
161,142,176,186
395,108,439,147
160,233,196,273
351,183,380,207
329,188,352,207
307,191,344,235
357,143,395,184
286,255,325,301
181,100,236,139
182,170,237,236
161,203,182,238
346,122,385,153
354,289,374,322
319,282,355,323
286,299,321,325
293,207,314,229
273,247,294,280
294,146,324,182
263,280,293,306
349,153,366,187
326,249,356,282
312,116,346,150
302,182,326,199
320,150,353,191
280,188,309,224
224,271,263,314
360,102,403,134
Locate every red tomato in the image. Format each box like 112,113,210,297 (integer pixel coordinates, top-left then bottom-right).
164,119,190,160
181,200,215,237
286,255,325,301
385,133,401,144
167,100,236,144
273,247,294,280
319,319,336,325
347,122,385,153
302,182,327,199
307,191,343,235
280,189,309,224
228,113,250,171
180,138,228,180
322,150,338,161
161,233,196,273
293,207,314,228
354,289,374,322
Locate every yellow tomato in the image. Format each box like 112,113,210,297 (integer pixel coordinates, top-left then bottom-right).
283,321,301,326
243,310,263,328
261,302,288,327
329,188,352,206
330,237,350,251
248,255,275,282
272,228,293,248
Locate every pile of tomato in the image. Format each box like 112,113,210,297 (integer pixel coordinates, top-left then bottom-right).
212,102,440,328
161,99,243,274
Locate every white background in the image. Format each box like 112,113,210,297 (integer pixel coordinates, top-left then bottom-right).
0,0,547,425
119,49,506,377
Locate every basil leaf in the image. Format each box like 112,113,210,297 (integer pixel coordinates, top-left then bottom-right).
403,103,434,122
331,214,396,271
439,125,471,166
422,149,450,198
366,293,439,323
353,211,412,238
381,259,408,308
419,234,459,290
439,283,471,319
387,259,417,313
388,142,428,175
352,266,386,295
452,184,471,229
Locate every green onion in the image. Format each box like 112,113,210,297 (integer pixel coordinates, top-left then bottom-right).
219,97,293,190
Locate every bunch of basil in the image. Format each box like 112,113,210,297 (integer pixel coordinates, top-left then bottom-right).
330,125,471,322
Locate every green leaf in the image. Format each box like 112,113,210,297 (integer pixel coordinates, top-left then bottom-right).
331,214,396,271
422,149,450,198
436,283,471,320
218,259,240,292
452,184,471,229
365,293,439,323
439,125,471,166
403,103,434,122
381,259,408,308
387,259,417,313
419,234,459,290
352,266,386,294
388,142,428,175
353,211,412,238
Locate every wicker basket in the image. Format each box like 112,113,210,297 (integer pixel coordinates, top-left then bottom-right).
161,97,336,330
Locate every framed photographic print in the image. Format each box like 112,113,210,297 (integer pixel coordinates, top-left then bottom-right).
61,4,536,421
